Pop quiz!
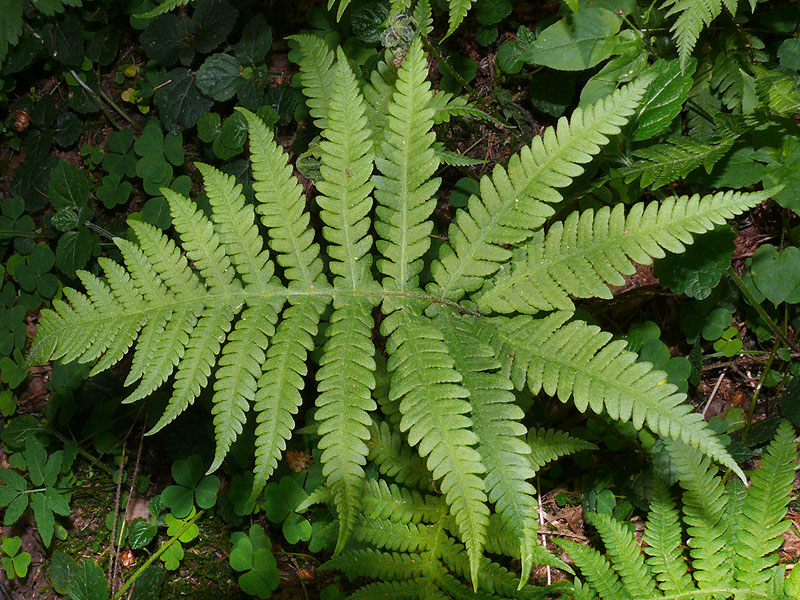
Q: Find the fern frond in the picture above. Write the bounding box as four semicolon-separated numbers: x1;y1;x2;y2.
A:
620;136;735;188
209;305;276;473
643;479;694;595
479;313;746;482
374;38;439;305
438;313;540;587
290;34;336;130
585;512;658;599
317;49;376;293
383;308;489;587
316;299;377;552
328;0;352;20
526;428;596;473
251;300;322;500
666;439;733;592
135;0;191;18
476;190;769;313
429;79;649;303
324;549;435;581
367;419;435;492
237;108;327;291
555;540;632;600
429;91;492;124
446;0;475;37
355;518;439;553
364;55;398;149
734;420;799;591
348;580;444;600
362;478;446;524
661;0;724;69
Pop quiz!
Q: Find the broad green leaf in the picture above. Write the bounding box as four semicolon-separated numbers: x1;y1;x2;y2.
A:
0;0;24;65
25;435;47;486
750;244;800;305
49;159;89;211
154;69;214;130
235;15;272;64
31;492;55;547
525;8;623;71
69;561;110;600
196;53;243;102
632;58;695;141
56;229;94;278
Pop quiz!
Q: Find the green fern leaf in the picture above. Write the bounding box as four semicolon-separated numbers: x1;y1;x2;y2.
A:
643;479;694;595
290;34;336;130
362;478;445;524
317;49;376;293
429;79;649;303
324;548;435;581
374;39;439;306
526;428;596;473
585;512;658;598
251;300;322;500
446;0;475;36
367;420;435;492
661;0;724;69
476;190;770;313
383;308;489;587
134;0;191;18
438;313;540;587
734;420;799;591
556;539;632;600
480;313;747;482
666;439;733;592
316;300;377;552
237;108;327;290
620;135;735;188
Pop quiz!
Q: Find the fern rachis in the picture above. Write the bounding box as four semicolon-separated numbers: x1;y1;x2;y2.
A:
31;36;773;594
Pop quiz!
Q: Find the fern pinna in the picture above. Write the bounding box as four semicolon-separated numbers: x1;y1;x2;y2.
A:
559;420;799;600
31;36;773;594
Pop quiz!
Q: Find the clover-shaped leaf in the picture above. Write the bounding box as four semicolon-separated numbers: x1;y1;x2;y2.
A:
160;541;184;571
229;525;279;599
165;507;199;543
261;475;308;524
161;455;219;518
1;535;31;579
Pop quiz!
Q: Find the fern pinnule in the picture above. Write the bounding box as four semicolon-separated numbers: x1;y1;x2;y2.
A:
429;78;650;304
643;480;694;595
291;34;336;131
362;478;445;524
734;420;799;591
476;189;770;314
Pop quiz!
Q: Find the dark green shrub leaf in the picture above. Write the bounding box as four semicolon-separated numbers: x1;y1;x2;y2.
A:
69;560;110;600
49;159;89;211
525;8;622;71
130;564;165;600
51;208;79;231
140;196;171;229
235;15;272;64
108;129;135;154
778;38;800;70
56;229;93;277
49;551;77;594
192;0;238;54
475;0;512;25
197;112;221;142
154;69;214;130
750;244;800;305
129;517;158;549
0;0;24;65
439;54;477;94
196;53;243;102
632;58;695;141
44;15;83;67
54;112;81;147
350;1;389;45
164;131;184;166
654;226;735;300
140;14;191;67
529;70;575;117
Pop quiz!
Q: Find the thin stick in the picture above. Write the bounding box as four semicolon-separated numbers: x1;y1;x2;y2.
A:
702;365;728;417
537;483;551;585
68;69;141;131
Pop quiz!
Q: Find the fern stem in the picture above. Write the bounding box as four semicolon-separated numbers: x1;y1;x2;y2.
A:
112;509;205;600
728;266;798;352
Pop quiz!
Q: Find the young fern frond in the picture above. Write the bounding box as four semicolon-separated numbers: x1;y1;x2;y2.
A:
555;540;631;600
661;0;738;69
476;190;770;314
